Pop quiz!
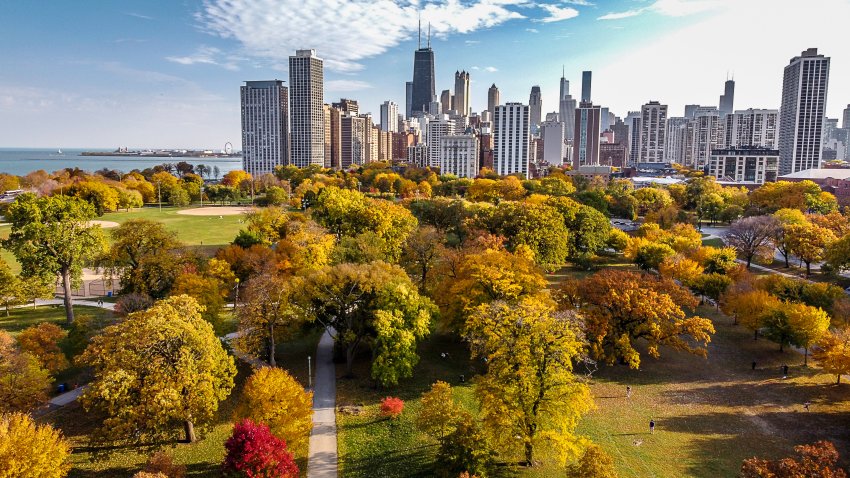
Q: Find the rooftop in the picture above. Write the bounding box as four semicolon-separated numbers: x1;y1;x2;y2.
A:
779;168;850;180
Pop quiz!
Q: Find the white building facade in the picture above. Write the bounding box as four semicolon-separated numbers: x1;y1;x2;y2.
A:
493;103;531;177
779;48;830;175
240;80;289;176
439;135;479;178
288;49;325;168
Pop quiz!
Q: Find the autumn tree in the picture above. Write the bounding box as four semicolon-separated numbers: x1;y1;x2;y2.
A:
813;327;850;383
0;412;70;478
298;261;434;384
772;208;808;267
484;201;570;269
0;331;50;413
785;223;836;275
106;219;184;297
722;290;782;339
762;302;829;354
567;444;618;478
824;234;850;273
568;270;715;368
17;323;69;374
235;367;312;456
222;419;298;478
724;216;779;268
79;295;236;444
465;295;591;467
3;194;105;324
741;440;847;478
400;226;444;291
171;272;226;333
235;274;299;366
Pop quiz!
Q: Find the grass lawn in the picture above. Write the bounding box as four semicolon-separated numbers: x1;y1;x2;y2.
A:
336;260;850;478
0;304;113;336
44;328;322;478
101;206;245;248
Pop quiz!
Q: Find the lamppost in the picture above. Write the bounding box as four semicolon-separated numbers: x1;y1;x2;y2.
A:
307;355;312;390
233;278;240;309
156;180;162;212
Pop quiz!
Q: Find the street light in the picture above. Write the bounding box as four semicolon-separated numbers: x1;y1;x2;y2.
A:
233;278;240;309
307;355;312;390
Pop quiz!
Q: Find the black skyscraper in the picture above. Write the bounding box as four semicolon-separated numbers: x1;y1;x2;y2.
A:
410;23;435;117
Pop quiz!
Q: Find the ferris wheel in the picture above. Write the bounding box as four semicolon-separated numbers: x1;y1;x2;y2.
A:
224;142;233;154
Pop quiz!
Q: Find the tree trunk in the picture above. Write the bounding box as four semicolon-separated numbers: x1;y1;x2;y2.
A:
61;267;75;325
184;420;196;443
524;441;534;467
779;342;784;352
746;256;752;269
754;329;758;341
345;344;355;377
268;323;276;367
783;251;789;268
805;261;811;276
838;375;841;384
804;347;808;366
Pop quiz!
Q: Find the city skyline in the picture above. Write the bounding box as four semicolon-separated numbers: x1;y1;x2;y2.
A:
1;0;849;149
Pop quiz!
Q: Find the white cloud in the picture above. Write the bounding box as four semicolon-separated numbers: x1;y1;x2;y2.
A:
325;80;373;91
465;40;481;45
598;9;644;20
197;0;526;72
125;12;153;20
166;46;239;71
526;28;540;33
564;0;594;5
484;66;499;73
537;4;580;23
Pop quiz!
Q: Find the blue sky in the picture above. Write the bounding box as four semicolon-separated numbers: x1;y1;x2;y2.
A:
1;0;848;149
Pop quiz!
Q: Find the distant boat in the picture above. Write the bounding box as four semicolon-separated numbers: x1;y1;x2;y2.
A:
57;148;63;154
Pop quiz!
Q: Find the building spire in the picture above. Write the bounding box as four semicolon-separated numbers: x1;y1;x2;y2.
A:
562;64;565;78
418;13;421;49
427;22;431;49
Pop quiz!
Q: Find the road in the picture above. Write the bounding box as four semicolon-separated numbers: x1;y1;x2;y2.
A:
307;329;338;478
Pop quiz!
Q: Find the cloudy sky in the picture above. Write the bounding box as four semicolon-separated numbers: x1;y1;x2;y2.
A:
1;0;848;149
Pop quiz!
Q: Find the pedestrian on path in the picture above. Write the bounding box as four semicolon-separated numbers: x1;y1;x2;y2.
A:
626;385;632;398
752;360;757;371
804;401;811;412
782;364;789;379
649;419;655;434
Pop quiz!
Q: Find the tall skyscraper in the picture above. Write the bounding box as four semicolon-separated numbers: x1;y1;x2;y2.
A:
684;104;700;119
440;89;452;114
843;104;850;129
581;71;592;102
541;119;565;165
327;106;342;169
684;107;723;169
724;109;778;149
454;70;470;117
426;117;456;168
487;84;500;115
405;81;413;118
340;115;366;169
638;101;667;164
779;48;830;175
718;79;735;118
493;103;531;176
380;101;399;133
625;111;641;165
332;98;359;115
241;80;289;176
411;26;436;117
665;117;689;165
559;71;569;106
573;101;601;168
288;49;324;168
529;86;542;128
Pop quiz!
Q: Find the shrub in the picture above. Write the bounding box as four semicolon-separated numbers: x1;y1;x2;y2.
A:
222;419;298;478
142;451;185;478
380;396;404;420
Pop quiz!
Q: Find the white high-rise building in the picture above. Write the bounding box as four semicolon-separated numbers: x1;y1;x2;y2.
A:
380;101;399;133
724;109;779;149
241;80;289;176
779;48;830;175
541;119;566;165
684;107;724;169
288;49;324;168
493;103;531;177
625;111;641;165
638;101;667;164
665;117;689;165
426;117;456;168
439;135;479;178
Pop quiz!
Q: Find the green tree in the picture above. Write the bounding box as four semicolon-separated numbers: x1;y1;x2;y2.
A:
634;242;676;271
3;194;105;324
485;201;569;269
298;261;434;384
171;273;226;333
465;295;591;467
0;259;21;316
235;273;299;366
79;295;236;444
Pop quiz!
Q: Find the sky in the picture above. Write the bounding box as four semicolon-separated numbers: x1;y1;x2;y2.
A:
1;0;849;150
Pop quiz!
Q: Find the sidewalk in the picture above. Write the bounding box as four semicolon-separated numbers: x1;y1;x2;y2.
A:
307;329;338;478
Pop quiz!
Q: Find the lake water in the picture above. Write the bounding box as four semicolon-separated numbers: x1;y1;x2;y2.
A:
0;148;243;176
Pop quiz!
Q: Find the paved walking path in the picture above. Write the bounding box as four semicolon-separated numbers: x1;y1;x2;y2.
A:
307;329;338;478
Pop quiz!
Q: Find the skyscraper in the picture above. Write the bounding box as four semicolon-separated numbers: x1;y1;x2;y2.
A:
843;104;850;129
573;101;601;168
426;117;456;168
440;89;452;114
719;79;735;118
559;75;576;142
493;103;531;177
541;119;565;165
529;86;542;128
684;107;723;169
779;48;830;175
559;72;569;106
380;101;399;133
288;49;324;168
487;84;500;115
411;26;436;117
665;117;689;165
625;111;641;165
581;71;592;102
240;80;289;176
405;81;413;118
332;98;359;115
638;101;667;164
454;70;470;117
340;115;366;169
724;109;778;149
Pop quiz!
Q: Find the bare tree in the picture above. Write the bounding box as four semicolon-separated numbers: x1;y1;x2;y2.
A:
724;215;780;268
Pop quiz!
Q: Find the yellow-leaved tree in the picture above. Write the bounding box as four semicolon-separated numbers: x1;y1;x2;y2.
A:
78;295;236;444
235;367;313;457
17;323;69;374
464;294;592;467
813;327;850;383
0;412;70;478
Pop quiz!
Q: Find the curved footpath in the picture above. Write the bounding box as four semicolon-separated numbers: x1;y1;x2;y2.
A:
307;329;338;478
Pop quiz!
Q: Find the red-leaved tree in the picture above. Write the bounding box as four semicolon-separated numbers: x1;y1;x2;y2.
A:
380;397;404;420
741;440;847;478
223;419;298;478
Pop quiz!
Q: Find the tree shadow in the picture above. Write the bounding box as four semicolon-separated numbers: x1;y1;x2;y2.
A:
659;380;850;408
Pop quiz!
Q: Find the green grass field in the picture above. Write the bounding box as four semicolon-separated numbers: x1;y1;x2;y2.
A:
335;260;850;477
0;305;113;336
101;206;245;247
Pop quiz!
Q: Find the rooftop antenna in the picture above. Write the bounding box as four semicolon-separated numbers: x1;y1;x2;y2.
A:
427;22;431;49
562;65;565;78
418;13;421;49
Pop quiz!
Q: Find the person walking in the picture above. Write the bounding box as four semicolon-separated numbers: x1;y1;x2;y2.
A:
649;419;655;434
752;360;757;371
782;364;789;379
626;386;632;398
804;401;811;412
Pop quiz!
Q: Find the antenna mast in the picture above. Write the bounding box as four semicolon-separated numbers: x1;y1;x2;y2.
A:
428;22;431;49
418;13;421;49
